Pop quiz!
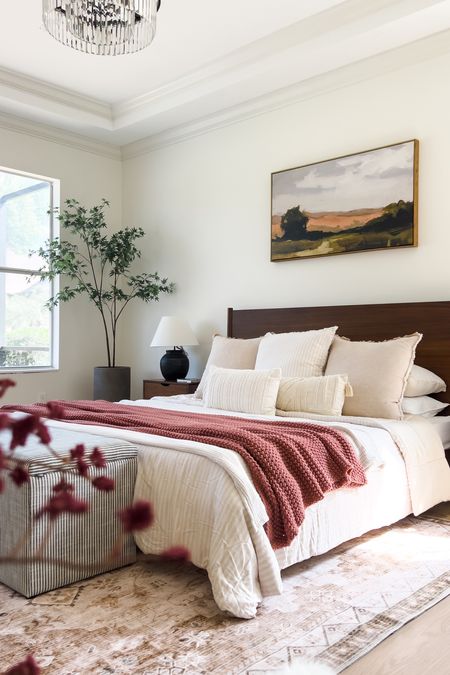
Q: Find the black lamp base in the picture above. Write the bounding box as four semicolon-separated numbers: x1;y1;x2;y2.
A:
160;348;189;381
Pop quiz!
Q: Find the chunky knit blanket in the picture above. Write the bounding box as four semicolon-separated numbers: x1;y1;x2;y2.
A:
4;400;366;549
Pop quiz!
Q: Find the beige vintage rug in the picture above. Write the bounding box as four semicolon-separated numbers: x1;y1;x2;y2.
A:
1;508;449;674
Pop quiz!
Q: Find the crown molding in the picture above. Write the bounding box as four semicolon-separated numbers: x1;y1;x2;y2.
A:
2;25;449;164
115;0;396;118
0;66;112;128
121;27;450;160
0;0;449;162
114;0;437;130
0;111;120;160
0;0;448;150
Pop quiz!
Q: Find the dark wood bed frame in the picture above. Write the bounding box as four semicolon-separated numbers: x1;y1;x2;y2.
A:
227;301;450;409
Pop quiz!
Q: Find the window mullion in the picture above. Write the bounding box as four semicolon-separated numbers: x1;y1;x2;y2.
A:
0;267;41;275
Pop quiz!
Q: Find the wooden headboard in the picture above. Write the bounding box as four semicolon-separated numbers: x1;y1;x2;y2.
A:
227;301;450;407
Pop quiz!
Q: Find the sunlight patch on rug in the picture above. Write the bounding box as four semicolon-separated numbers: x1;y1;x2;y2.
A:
0;508;449;674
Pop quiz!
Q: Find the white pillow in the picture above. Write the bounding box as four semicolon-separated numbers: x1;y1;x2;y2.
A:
196;335;262;399
402;395;449;418
405;365;446;397
325;333;422;419
255;326;337;378
276;374;353;416
203;365;281;416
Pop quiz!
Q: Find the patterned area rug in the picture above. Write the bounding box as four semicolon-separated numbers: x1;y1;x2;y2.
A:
1;508;449;674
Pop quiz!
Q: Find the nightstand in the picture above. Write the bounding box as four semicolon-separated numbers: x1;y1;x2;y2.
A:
143;378;200;399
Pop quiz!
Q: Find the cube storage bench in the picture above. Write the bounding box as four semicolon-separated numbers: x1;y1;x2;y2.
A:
0;427;138;597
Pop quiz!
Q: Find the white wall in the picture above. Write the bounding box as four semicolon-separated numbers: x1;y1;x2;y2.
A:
3;51;450;403
122;51;450;398
0;128;122;404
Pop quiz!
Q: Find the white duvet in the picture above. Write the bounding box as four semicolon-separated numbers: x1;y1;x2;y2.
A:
44;395;450;619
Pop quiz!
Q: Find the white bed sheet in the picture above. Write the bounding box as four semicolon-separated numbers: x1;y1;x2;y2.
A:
42;395;448;619
428;415;450;449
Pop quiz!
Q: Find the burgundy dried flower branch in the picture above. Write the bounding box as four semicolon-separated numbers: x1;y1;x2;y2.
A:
119;499;154;532
0;379;16;398
0;379;190;672
92;475;115;491
36;487;90;521
160;546;191;563
91;446;107;468
4;653;41;675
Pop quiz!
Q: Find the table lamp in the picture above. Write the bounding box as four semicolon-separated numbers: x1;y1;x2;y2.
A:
151;316;199;381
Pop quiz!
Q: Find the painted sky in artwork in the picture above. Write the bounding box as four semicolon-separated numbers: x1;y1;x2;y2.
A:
272;141;415;216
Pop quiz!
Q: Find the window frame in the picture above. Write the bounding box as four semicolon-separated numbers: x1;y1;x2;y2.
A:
0;165;60;374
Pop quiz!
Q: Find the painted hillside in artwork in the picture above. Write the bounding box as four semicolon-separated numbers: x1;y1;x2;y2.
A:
271;140;417;261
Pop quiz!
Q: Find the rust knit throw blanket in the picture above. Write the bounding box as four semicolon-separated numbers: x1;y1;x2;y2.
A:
4;400;366;549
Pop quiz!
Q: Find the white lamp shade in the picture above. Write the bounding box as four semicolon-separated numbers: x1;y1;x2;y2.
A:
151;316;199;348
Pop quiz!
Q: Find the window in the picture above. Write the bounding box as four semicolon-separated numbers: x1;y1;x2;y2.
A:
0;167;59;372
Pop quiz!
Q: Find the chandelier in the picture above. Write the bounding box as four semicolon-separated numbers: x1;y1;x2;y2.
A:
42;1;162;56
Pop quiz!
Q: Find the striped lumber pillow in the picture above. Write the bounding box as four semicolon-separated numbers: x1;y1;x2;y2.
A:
203;365;281;416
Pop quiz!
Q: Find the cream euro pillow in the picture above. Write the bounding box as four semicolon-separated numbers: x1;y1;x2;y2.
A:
196;335;262;399
276;374;353;416
405;365;446;397
325;333;422;419
203;365;281;416
255;326;337;378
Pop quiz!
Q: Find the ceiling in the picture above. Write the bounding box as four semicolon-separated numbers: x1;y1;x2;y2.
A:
1;0;450;151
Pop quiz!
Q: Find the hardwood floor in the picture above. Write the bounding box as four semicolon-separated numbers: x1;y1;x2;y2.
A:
343;595;450;674
344;502;450;675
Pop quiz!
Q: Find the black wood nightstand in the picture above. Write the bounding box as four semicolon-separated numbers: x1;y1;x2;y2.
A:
143;379;200;399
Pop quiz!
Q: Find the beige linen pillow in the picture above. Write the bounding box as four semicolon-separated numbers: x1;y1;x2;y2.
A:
203;365;281;416
276;374;353;417
325;333;422;419
255;326;337;378
196;335;262;399
405;364;446;397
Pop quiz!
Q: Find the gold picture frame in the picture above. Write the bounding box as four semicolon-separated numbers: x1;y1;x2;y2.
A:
271;139;419;262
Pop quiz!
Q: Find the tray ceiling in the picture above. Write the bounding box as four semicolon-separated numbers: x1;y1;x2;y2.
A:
0;0;449;150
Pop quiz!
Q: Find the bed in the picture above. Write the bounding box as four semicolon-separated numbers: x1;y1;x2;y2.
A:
4;301;450;619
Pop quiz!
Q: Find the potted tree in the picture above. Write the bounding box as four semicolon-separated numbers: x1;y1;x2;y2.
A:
35;199;174;401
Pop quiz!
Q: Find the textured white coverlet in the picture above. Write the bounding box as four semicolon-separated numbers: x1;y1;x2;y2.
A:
42;397;450;619
277;408;450;515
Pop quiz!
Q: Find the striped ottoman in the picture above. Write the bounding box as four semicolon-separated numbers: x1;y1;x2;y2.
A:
0;427;138;597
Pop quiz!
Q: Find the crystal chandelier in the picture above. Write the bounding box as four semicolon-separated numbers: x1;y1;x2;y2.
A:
42;1;162;56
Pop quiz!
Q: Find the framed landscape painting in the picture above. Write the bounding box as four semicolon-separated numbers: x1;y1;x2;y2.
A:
271;139;418;261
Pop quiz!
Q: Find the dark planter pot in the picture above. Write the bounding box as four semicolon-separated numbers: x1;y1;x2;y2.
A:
93;367;131;402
